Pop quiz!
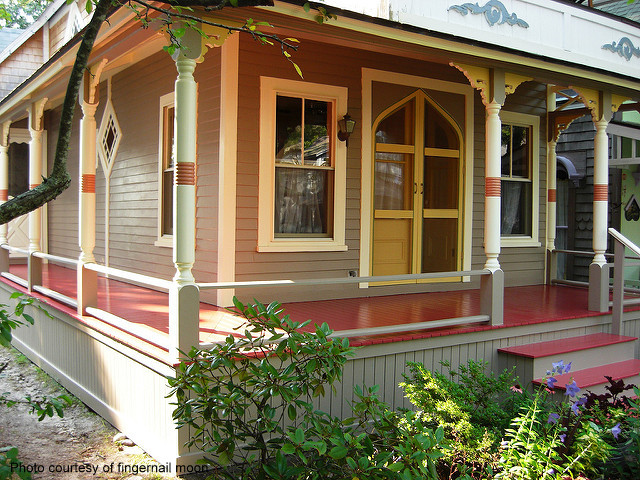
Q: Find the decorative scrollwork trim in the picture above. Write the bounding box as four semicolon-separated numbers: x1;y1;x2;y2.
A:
449;0;529;28
602;37;640;61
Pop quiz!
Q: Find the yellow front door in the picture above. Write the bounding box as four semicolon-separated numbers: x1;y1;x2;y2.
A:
372;90;463;280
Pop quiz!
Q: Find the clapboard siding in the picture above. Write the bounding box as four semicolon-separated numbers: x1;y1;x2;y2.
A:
106;51;175;278
232;36;550;303
47;104;81;260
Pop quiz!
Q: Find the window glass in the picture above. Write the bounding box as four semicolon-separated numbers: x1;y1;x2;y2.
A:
161;104;175;236
374;153;412;210
376;100;414;145
274;94;334;237
621;137;632;159
501;122;533;237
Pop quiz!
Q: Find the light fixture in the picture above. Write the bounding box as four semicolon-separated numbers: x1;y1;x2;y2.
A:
337;114;356;142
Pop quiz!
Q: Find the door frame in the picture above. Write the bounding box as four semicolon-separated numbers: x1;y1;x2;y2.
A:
360;68;474;286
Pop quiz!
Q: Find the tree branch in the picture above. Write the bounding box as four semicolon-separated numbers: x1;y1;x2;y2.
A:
0;0;113;225
131;0;298;52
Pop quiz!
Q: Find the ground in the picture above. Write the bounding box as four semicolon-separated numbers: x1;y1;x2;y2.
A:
0;346;209;480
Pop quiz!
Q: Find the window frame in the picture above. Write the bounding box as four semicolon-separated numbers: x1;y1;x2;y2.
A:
155;92;175;247
499;110;540;247
258;77;348;252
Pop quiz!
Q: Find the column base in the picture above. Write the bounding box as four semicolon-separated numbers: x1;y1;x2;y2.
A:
588;262;610;313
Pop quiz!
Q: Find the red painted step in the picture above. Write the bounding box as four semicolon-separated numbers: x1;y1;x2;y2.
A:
533;359;640;392
498;333;636;358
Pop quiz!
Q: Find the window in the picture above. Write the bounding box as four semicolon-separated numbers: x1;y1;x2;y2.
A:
499;111;539;246
258;78;348;252
157;93;174;244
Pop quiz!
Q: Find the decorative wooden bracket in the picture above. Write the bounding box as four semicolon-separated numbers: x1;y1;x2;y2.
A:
450;63;531;105
0;122;10;148
28;98;48;132
202;19;242;47
548;108;589;142
505;72;533;96
570;86;600;120
83;59;108;105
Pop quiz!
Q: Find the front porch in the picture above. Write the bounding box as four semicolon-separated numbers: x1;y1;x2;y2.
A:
4;262;640;352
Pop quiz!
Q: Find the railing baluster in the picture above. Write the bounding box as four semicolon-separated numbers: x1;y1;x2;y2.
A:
612;237;624;335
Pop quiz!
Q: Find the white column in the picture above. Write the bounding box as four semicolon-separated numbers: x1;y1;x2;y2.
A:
173;55;197;285
169;49;200;363
28;127;43;252
546;139;557;251
79;101;98;263
592;117;609;266
484;100;502;271
0;142;8;245
77;99;98;314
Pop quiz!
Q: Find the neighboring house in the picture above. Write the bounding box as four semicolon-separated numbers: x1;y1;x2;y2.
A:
1;0;640;470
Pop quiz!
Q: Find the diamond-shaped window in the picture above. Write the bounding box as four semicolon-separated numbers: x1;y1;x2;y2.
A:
97;100;121;177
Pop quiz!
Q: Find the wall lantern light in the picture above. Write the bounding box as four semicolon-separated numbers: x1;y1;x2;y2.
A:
337;114;356;142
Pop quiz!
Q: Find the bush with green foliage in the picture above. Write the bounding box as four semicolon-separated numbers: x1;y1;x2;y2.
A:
497;361;616;480
400;359;527;478
169;299;446;480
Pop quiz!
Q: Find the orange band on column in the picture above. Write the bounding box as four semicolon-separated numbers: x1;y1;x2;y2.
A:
29;183;39;190
593;184;608;202
548;189;556;203
0;190;7;201
175;162;196;186
81;174;95;193
485;177;501;197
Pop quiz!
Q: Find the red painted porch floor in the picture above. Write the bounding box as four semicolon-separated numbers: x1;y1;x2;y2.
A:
5;264;640;352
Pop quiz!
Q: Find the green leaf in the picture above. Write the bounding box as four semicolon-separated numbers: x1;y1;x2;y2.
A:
281;443;295;455
294;428;305;444
287;404;297;421
303;2;311;13
329;445;348;459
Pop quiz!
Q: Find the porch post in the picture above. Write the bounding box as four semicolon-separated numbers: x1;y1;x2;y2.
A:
77;65;103;315
27;99;47;291
484;100;502;272
547;139;558;282
588;116;610;311
0;122;10;272
169;29;203;363
0;122;10;246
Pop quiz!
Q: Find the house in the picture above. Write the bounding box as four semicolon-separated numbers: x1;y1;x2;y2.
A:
1;0;640;470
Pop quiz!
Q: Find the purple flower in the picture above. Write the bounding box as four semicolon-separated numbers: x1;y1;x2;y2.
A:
552;360;565;373
547;413;560;424
564;362;572;374
559;433;566;443
576;396;587;406
564;380;580;398
611;423;621;440
547;377;558;389
571;401;581;415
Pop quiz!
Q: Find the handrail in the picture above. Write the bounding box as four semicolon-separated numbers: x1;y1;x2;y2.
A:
609;228;640;335
1;244;29;255
609;228;640;258
553;248;614;258
83;263;173;290
198;269;489;290
32;251;79;267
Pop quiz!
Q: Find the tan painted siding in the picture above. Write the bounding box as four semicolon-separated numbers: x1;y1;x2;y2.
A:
501;81;547;286
0;31;43;100
106;51;175;279
193;47;221;288
234;35;546;303
48;12;68;54
46;104;81;260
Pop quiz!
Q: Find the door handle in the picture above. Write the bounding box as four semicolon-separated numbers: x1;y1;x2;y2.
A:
420;183;424;194
414;183;417;194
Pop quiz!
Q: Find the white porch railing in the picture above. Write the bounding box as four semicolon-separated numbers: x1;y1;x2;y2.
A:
609;228;640;335
0;241;506;360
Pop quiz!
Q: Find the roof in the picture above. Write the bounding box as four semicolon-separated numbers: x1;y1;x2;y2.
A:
0;28;24;55
595;0;640;22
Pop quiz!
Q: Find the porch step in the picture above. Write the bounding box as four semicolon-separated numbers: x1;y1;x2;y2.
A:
532;359;640;396
498;333;637;379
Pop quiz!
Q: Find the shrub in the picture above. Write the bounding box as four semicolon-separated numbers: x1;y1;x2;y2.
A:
169;299;446;480
400;360;527;478
497;361;616;480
